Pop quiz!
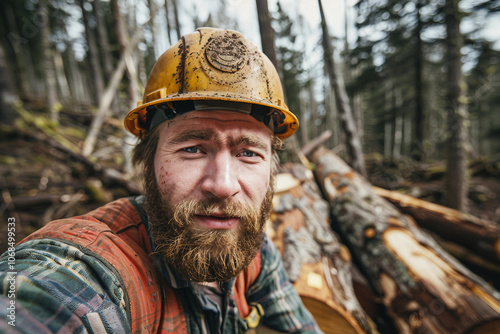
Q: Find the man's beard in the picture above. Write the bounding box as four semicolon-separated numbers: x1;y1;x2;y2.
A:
143;171;274;282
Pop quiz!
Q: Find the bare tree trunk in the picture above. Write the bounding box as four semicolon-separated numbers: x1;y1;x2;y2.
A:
94;0;120;114
40;0;59;121
0;42;19;125
53;51;71;101
2;2;30;98
308;79;318;140
65;42;90;104
164;0;173;45
299;91;308;146
79;0;105;106
318;0;366;176
386;82;395;160
172;0;181;40
94;0;114;80
412;0;425;161
147;0;158;59
255;0;279;69
343;0;363;145
445;0;469;211
112;0;142;173
393;86;403;161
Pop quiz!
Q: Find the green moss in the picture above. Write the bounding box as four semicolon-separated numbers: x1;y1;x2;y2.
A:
0;156;16;165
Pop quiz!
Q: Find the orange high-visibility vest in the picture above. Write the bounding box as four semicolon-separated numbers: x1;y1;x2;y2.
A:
22;198;262;333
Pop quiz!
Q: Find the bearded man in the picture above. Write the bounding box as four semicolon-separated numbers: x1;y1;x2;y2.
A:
0;28;321;333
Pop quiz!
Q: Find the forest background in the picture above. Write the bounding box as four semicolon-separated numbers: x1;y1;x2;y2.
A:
1;0;500;332
2;0;499;221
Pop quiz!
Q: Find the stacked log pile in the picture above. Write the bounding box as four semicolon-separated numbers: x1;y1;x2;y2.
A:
293;146;500;333
269;163;378;334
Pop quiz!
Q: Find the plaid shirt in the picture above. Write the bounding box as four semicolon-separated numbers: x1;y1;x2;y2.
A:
0;197;321;333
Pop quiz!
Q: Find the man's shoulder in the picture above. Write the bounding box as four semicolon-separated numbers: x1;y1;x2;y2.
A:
85;196;145;232
21;196;147;248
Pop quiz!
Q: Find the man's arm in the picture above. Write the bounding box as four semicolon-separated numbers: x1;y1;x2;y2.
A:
247;235;323;333
0;239;129;333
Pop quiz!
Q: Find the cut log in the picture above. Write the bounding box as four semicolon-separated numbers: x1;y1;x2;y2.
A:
309;146;500;334
373;186;500;264
270;163;378;334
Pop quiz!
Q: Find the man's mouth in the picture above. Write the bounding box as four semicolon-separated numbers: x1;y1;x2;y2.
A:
193;213;239;229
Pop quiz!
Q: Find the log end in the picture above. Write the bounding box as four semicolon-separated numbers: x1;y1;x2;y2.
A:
301;296;366;334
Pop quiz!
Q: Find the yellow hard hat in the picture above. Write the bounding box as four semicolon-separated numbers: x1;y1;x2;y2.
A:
124;28;298;140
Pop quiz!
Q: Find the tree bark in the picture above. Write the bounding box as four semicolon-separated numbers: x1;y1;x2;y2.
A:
310;146;500;334
412;0;425;161
444;0;469;211
164;0;173;45
271;163;377;334
342;1;363;146
317;0;366;177
147;0;158;59
53;51;71;101
171;0;181;40
40;0;59;121
94;0;114;80
255;0;279;69
79;0;105;107
65;41;90;104
2;1;30;98
0;41;19;125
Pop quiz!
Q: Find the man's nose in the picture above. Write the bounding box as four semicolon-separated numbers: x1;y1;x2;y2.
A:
201;152;241;199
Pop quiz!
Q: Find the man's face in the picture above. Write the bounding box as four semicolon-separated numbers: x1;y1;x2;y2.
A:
143;109;274;282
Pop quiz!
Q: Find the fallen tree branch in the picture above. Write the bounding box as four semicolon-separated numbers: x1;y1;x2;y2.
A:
300;130;332;158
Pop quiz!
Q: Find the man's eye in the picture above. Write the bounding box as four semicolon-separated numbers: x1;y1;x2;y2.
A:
239;150;257;158
182;147;199;153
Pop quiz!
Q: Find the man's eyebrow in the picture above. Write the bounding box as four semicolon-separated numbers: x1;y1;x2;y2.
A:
168;130;215;145
168;129;269;151
229;136;270;151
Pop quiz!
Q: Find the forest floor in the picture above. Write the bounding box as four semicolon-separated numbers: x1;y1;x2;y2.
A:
1;105;499;255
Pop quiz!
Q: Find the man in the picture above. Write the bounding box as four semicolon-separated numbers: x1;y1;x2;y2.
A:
0;28;321;333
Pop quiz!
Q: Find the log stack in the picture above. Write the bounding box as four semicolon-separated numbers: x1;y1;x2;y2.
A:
270;163;378;334
306;146;500;334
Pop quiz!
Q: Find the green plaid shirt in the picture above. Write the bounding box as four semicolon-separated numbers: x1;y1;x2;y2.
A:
0;197;321;333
